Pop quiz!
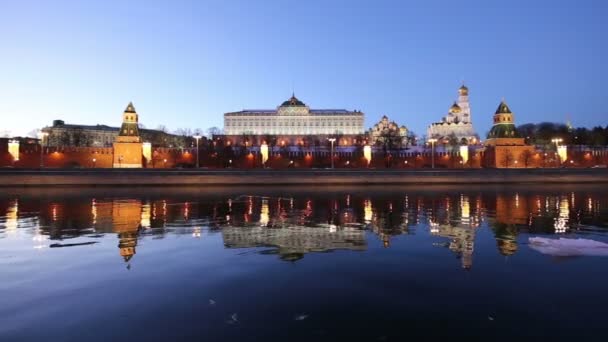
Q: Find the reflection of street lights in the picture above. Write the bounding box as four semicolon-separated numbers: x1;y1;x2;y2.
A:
428;138;437;169
328;138;336;168
37;132;48;168
193;135;201;168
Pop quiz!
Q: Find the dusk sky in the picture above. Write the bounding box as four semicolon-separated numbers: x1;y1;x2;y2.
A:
1;0;607;137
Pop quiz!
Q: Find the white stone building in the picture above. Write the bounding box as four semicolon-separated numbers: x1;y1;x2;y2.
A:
427;85;478;144
223;94;365;136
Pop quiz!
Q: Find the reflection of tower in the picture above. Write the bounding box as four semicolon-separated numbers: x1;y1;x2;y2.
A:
5;199;18;234
432;224;477;269
554;197;569;234
259;199;269;227
112;200;142;263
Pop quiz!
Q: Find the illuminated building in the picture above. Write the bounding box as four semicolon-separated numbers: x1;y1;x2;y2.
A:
113;103;143;168
484;100;536;168
40;120;183;148
427;85;478;144
368;115;409;148
223;94;364;136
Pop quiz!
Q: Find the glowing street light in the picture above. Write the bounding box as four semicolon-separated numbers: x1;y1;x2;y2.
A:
552;138;565;165
551;138;563;147
193;135;201;168
328;138;336;169
37;131;48;168
428;138;438;169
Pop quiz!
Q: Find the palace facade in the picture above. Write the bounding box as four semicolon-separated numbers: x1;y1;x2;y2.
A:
41;119;185;148
427;85;478;144
224;94;365;136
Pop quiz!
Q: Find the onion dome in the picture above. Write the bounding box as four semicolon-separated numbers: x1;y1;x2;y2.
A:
459;84;469;96
449;102;462;114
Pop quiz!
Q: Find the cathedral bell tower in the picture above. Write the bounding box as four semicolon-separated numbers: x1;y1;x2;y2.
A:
113;102;143;168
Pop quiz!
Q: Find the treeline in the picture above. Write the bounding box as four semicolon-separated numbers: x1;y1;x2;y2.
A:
516;122;608;146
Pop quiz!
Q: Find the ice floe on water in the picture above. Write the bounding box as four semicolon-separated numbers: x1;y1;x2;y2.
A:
528;237;608;257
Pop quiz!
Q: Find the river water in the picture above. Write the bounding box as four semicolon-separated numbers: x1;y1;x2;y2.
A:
1;185;607;341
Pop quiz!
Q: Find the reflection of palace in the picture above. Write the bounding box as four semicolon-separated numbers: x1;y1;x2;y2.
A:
222;226;366;262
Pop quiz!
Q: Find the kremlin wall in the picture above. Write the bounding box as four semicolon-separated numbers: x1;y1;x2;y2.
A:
1;85;608;171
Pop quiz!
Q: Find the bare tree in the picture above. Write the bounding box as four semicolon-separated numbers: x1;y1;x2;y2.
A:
156;125;168;133
174;128;193;137
27;128;41;138
207;127;221;138
502;150;514;168
521;149;534;168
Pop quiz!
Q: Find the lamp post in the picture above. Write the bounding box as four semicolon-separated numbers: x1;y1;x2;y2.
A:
193;135;201;168
428;138;437;169
92;158;96;168
328;138;336;169
37;132;48;168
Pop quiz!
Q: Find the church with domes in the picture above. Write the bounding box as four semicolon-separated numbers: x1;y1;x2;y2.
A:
427;85;479;145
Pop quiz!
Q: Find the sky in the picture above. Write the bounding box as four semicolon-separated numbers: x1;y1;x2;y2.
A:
1;0;607;138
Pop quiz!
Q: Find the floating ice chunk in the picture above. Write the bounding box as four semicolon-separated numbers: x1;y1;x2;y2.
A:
294;314;308;321
225;313;238;324
529;237;608;257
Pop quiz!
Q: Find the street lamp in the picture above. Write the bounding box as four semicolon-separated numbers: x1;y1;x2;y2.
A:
92;158;96;168
328;138;336;169
428;138;437;169
193;135;201;168
37;131;48;168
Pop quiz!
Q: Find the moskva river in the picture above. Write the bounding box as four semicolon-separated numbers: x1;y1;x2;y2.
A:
1;185;607;340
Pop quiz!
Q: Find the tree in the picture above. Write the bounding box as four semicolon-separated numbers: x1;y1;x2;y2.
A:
521;149;534;168
27;129;41;138
207;127;221;138
502;150;514;168
446;133;459;152
156;125;168;133
174;128;192;137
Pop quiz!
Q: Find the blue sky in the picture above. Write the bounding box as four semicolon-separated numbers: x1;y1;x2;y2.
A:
1;0;607;137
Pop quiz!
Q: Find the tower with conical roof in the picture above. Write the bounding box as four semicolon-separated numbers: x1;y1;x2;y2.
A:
487;100;519;139
113;102;143;168
483;99;535;168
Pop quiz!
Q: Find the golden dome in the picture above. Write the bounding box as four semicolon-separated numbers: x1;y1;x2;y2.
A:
459;84;469;96
449;102;462;114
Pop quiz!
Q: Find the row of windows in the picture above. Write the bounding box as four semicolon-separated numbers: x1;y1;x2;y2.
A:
228;121;361;127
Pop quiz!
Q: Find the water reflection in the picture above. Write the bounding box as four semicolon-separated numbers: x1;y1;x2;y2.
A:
1;187;607;269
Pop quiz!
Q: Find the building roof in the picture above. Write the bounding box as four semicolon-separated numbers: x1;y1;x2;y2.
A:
495;101;512;114
224;109;360;116
488;124;519;138
280;94;306;107
125;102;136;113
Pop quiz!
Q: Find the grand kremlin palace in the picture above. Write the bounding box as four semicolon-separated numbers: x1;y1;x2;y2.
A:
223;94;365;141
